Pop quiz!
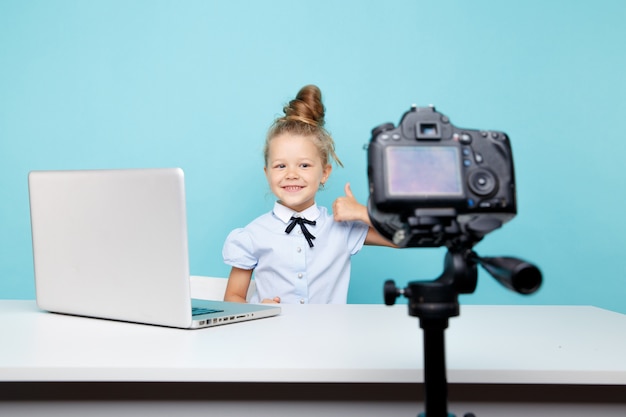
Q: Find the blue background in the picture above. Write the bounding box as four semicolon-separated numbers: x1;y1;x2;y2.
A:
2;0;625;313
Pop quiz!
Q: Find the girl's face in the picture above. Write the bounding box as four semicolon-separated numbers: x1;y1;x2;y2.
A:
264;133;331;212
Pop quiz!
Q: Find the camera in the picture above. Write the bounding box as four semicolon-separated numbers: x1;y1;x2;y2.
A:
368;105;517;248
371;106;541;417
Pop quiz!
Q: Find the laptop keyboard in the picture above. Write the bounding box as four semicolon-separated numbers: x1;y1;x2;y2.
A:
192;307;224;316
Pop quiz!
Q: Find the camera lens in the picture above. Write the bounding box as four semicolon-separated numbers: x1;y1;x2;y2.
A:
468;169;498;196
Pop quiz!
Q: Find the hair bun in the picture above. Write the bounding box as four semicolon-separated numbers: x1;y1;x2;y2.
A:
283;85;325;127
265;84;343;168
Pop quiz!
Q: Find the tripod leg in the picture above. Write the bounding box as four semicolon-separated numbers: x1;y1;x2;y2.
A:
421;318;453;417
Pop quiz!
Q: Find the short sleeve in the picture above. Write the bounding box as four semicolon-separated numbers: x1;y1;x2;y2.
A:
345;221;369;256
222;228;258;270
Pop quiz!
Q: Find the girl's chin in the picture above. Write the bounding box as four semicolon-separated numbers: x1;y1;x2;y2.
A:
278;199;315;212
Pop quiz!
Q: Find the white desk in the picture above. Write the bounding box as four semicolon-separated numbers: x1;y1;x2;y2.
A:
1;301;626;416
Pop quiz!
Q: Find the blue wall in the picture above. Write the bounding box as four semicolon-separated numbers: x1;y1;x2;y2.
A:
2;0;625;312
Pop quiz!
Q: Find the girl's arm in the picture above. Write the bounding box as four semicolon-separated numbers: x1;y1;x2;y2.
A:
224;267;252;303
332;183;397;248
364;226;397;247
224;266;281;304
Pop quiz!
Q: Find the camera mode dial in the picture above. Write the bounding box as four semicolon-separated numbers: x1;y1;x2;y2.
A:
371;123;395;139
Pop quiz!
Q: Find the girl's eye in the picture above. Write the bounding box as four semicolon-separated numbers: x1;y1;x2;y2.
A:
300;163;310;168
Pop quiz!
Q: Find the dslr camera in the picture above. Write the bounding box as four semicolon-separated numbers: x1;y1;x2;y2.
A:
368;105;516;248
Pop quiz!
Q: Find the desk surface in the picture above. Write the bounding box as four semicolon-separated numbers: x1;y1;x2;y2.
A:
1;301;625;385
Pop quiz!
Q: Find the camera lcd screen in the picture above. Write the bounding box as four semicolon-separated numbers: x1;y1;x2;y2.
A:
385;146;463;197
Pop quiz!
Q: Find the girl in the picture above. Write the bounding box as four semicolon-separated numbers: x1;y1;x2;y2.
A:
222;85;393;304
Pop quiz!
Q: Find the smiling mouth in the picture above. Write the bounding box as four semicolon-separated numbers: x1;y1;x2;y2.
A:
283;186;304;192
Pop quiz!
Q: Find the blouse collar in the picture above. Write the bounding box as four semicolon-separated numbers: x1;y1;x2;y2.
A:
273;201;321;225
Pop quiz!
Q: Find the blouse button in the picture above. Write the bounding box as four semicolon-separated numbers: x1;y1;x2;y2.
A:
298;273;303;279
296;247;302;253
300;299;305;304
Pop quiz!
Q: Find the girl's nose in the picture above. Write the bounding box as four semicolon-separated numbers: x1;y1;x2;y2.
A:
286;168;299;179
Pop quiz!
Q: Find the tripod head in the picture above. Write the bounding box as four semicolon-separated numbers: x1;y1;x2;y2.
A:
384;246;542;311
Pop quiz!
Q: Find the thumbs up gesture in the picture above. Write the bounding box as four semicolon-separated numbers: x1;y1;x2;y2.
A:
332;183;369;223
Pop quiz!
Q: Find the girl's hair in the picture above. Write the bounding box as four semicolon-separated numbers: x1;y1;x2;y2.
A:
264;85;343;168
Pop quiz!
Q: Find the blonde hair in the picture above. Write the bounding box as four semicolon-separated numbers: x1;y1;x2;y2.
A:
264;85;343;168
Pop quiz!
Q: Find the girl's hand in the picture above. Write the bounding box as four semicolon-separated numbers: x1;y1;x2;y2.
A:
332;183;369;223
261;297;281;304
333;182;398;248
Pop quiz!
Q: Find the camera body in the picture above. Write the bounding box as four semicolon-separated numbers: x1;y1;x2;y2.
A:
368;105;517;248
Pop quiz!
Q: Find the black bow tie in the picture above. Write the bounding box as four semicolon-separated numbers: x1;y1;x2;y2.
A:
285;216;316;248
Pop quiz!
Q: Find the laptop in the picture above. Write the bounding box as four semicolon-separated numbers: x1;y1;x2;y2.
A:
28;167;280;329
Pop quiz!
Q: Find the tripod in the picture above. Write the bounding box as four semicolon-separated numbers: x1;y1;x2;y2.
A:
384;246;542;417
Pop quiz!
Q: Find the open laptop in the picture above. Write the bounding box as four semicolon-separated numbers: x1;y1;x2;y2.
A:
28;168;280;329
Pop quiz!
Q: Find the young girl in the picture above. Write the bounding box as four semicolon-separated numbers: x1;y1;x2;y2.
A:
222;85;393;304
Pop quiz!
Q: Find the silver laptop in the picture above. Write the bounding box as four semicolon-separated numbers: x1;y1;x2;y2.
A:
28;168;280;329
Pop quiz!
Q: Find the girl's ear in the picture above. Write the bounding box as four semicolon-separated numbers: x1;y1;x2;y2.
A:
322;164;332;184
